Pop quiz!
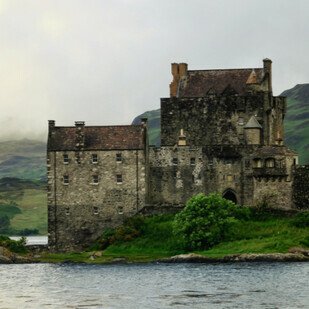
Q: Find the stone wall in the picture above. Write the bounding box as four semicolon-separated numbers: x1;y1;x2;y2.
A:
292;165;309;209
48;149;146;251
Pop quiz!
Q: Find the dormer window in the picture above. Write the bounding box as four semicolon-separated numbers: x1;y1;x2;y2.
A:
92;154;98;164
63;154;69;164
116;153;122;162
253;158;262;168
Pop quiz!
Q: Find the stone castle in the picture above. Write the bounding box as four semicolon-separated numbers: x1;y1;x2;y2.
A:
47;59;308;251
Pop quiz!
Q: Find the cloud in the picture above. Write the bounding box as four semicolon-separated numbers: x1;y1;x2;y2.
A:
0;0;309;141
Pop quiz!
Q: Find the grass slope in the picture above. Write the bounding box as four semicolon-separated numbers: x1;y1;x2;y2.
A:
281;84;309;164
40;212;309;263
0;178;47;235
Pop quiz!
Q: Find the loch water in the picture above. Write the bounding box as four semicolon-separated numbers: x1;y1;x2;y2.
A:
0;262;308;308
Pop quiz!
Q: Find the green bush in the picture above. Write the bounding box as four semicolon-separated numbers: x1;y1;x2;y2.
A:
291;211;309;228
0;235;27;253
173;193;244;250
95;216;146;250
0;215;10;233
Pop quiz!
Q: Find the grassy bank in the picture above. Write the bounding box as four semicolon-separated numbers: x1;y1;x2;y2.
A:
39;211;309;263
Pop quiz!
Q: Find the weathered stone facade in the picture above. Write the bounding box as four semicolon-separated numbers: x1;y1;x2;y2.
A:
48;59;308;251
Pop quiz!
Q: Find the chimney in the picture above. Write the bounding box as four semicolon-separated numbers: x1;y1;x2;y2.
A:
178;63;188;77
169;63;188;97
263;58;272;92
48;120;55;129
75;121;85;150
178;129;187;146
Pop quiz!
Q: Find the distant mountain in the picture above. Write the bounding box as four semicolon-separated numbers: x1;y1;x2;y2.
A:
132;109;160;146
133;84;309;164
0;139;46;180
281;84;309;164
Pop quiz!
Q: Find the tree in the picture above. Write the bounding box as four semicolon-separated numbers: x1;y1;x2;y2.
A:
173;193;241;250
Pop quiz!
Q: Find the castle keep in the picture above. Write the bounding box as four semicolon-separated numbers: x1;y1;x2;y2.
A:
48;59;303;251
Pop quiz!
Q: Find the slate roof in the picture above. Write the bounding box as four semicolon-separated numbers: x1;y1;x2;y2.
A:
254;146;298;157
177;68;264;97
48;125;145;151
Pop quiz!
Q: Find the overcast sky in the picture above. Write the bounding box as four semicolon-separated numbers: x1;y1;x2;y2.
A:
0;0;308;141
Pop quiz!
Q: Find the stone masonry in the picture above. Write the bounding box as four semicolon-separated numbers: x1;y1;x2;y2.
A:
47;59;308;251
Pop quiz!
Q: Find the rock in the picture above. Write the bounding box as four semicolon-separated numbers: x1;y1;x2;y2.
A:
0;254;13;264
93;251;102;257
111;258;127;263
288;247;309;256
157;252;309;263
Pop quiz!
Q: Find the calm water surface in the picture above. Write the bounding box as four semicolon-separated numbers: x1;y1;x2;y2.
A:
0;262;308;308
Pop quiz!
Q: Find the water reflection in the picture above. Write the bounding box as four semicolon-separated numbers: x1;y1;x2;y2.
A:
0;263;308;308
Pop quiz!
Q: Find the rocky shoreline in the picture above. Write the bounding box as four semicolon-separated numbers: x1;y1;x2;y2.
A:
157;250;309;263
1;246;309;264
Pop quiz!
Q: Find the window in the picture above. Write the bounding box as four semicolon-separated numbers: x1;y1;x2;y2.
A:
92;175;99;184
190;157;196;166
116;174;122;184
118;206;124;215
265;158;275;168
116;153;122;162
253;158;262;168
172;158;178;165
173;170;177;178
238;117;244;125
92;154;98;164
63;175;69;185
65;207;70;215
93;207;99;215
63;154;69;164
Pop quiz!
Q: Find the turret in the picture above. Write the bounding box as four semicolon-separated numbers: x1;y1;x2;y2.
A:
244;116;262;145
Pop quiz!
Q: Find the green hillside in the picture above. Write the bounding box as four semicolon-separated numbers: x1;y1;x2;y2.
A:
132;109;160;146
281;84;309;164
0;139;46;180
133;85;309;164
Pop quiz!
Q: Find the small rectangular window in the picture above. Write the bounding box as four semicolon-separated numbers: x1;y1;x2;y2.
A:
173;170;177;178
190;158;196;166
93;207;99;215
172;158;178;165
92;154;98;164
63;175;69;185
63;154;69;164
118;206;124;215
65;207;70;215
92;175;99;184
116;174;122;183
238;117;244;125
116;153;122;162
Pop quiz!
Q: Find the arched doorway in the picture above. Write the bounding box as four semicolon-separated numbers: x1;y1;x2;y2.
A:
222;189;237;204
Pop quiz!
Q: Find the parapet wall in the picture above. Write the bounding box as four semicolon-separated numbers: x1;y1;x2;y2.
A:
292;165;309;209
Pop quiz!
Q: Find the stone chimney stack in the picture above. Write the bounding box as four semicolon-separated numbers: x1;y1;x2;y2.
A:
75;121;85;150
170;62;188;97
48;120;55;137
263;58;272;92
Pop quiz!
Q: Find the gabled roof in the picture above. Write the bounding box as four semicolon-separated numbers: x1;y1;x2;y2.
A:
244;116;262;129
177;68;264;97
48;125;145;151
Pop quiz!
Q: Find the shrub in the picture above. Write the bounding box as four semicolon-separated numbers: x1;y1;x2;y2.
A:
0;235;27;253
95;216;146;250
173;193;243;250
291;211;309;228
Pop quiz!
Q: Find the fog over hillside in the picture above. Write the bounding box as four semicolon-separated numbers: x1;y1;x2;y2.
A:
1;0;309;141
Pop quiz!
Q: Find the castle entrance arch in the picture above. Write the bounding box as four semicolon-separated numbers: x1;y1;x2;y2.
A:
222;189;237;204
